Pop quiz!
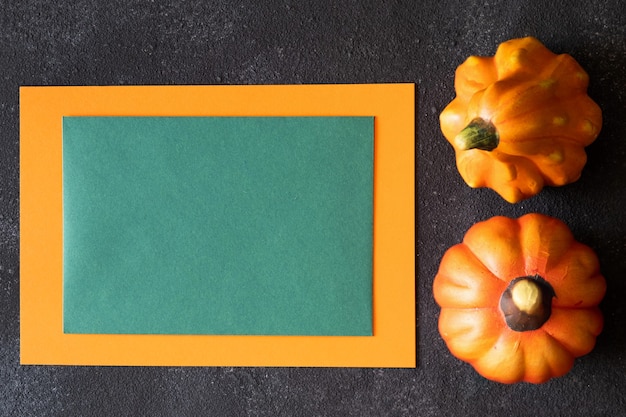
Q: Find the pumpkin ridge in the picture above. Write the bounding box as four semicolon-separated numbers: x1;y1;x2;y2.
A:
471;329;525;383
543;254;605;306
541;307;603;356
461;245;519;284
557;307;603;330
549;304;602;311
543;54;590;95
492;102;601;144
542;54;577;78
454;235;521;284
483;325;524;366
487;79;562;122
495;134;597;146
519;214;573;274
494;153;544;187
489;99;577;129
539;331;591;361
523;330;574;383
437;242;506;289
541;55;568;78
539;328;571;352
439;308;505;361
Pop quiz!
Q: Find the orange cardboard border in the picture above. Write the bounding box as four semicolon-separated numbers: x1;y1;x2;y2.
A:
20;84;415;367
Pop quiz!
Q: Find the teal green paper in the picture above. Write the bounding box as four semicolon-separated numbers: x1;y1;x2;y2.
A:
62;116;374;336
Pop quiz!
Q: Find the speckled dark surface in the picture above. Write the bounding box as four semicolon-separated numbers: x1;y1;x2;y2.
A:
2;1;626;416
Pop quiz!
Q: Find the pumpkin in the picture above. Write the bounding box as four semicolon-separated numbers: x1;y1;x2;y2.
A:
433;213;605;384
439;37;602;203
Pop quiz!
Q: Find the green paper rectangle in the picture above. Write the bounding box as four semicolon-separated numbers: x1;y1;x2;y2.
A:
62;116;374;336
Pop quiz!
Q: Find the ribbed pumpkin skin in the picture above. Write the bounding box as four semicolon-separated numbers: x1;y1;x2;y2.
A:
440;37;602;203
433;214;606;384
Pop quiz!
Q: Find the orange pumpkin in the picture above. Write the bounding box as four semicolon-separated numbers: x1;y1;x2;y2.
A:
440;37;602;203
433;213;605;384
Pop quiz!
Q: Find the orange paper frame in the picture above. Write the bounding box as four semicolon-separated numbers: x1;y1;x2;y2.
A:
20;84;415;367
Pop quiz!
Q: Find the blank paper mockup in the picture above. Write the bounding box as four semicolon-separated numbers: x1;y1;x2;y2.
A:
62;116;374;336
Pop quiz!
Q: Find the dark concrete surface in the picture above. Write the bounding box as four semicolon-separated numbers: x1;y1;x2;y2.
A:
1;1;625;415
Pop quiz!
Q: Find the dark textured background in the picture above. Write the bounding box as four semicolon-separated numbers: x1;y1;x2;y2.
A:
2;1;626;416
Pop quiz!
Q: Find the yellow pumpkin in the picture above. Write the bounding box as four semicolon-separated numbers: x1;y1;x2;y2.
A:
440;37;602;203
433;213;606;384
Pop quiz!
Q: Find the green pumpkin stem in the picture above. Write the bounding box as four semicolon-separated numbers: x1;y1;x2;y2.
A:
454;117;499;151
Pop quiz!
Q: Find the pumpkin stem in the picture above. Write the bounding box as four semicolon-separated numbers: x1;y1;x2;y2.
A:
511;279;542;315
500;275;555;332
454;117;499;151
